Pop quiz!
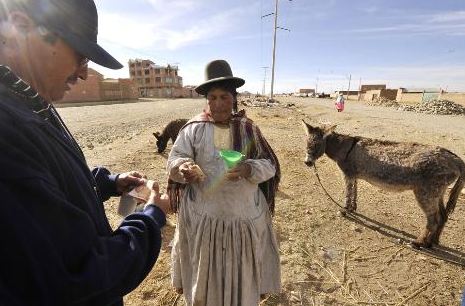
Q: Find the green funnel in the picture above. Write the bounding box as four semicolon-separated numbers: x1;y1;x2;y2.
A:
219;149;244;169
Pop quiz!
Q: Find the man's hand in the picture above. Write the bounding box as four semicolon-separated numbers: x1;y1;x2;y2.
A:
225;162;252;181
146;182;171;215
116;171;146;194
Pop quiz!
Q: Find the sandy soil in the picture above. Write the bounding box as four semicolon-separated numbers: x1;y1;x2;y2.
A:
59;97;465;306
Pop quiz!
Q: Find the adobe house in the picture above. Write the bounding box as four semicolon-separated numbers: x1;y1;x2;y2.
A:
396;88;440;104
332;90;359;100
295;88;316;97
60;68;139;103
359;84;394;102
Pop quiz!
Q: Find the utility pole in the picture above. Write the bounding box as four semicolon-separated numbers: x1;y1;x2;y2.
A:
346;74;351;100
270;0;279;101
315;76;319;96
261;66;269;96
357;77;362;101
266;0;291;101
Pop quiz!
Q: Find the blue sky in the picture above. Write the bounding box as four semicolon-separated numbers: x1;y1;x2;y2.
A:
92;0;465;94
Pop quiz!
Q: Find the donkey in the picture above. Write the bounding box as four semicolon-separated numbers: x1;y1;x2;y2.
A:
302;120;465;248
153;119;188;153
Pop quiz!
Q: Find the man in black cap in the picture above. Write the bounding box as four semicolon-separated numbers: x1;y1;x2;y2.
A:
0;0;169;305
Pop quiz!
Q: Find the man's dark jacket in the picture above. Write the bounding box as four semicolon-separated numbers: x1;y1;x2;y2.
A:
0;83;166;306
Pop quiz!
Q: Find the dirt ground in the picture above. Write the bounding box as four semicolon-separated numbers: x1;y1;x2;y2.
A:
59;97;465;306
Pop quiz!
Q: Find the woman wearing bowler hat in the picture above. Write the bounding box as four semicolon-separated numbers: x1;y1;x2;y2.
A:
167;60;281;305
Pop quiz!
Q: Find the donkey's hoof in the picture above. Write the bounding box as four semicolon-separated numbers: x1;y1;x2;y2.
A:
346;206;356;213
411;238;432;249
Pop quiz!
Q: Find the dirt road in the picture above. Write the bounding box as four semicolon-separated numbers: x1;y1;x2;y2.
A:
59;97;465;305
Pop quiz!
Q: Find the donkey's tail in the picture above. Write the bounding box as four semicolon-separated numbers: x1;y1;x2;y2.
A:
446;158;465;215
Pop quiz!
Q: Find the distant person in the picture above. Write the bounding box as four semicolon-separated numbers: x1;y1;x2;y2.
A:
335;93;345;112
167;59;281;305
0;0;170;305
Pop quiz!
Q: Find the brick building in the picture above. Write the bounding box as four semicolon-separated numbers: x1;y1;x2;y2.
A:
129;59;190;98
60;68;139;103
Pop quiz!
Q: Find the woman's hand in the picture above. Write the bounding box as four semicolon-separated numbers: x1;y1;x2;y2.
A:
225;162;252;181
179;162;205;183
116;171;146;194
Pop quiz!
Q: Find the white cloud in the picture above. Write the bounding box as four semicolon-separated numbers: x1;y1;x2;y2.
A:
429;11;465;23
350;10;465;37
350;23;465;36
99;13;160;49
98;4;257;51
146;0;197;10
359;6;378;14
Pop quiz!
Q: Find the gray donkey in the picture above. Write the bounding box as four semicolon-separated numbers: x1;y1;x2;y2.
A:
153;119;188;153
302;120;465;248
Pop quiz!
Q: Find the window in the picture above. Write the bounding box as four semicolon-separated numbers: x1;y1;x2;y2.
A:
155;77;161;83
144;69;150;75
155;69;160;74
165;77;173;83
145;78;151;84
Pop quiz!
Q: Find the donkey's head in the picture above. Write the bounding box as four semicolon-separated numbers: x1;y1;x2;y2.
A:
153;132;168;153
301;120;336;167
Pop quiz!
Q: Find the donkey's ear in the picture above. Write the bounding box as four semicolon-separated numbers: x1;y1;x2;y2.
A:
323;125;337;137
153;132;160;139
301;119;312;135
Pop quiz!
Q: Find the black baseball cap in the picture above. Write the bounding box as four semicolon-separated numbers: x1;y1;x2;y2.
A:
7;0;123;69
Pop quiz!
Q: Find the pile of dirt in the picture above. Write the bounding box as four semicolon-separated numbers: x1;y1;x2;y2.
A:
367;97;400;107
398;99;465;116
366;97;465;116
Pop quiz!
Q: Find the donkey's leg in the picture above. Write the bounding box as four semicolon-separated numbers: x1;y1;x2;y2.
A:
431;188;448;245
413;188;441;248
344;176;356;211
351;179;358;211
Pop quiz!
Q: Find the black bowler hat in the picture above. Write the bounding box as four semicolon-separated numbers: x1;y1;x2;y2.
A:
20;0;123;69
195;60;245;95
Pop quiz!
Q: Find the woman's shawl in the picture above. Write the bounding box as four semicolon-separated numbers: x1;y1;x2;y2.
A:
167;110;280;215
